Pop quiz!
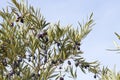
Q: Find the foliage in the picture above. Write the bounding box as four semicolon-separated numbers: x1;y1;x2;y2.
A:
98;33;120;80
107;32;120;52
0;0;99;80
99;67;120;80
113;32;120;52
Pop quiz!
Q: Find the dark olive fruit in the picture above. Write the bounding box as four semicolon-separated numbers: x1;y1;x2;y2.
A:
33;56;36;60
45;37;49;42
16;16;21;22
16;19;19;22
51;60;57;64
18;57;22;63
57;42;61;47
6;74;9;78
84;66;87;69
28;54;32;57
75;62;79;67
68;60;71;65
9;70;15;76
77;47;80;50
28;58;31;62
38;32;47;39
86;64;90;68
94;74;97;78
59;66;62;69
77;43;81;45
84;64;90;69
38;34;43;38
44;57;47;63
20;18;24;23
60;77;64;80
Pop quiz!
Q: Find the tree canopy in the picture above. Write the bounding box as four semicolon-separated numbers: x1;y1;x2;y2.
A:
0;0;119;80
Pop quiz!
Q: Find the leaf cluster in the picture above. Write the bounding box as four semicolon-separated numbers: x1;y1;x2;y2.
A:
100;67;120;80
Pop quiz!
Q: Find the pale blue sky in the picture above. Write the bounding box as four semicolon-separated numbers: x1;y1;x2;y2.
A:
0;0;120;80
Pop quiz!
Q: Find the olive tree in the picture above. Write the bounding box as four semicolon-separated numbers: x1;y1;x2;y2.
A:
0;0;99;80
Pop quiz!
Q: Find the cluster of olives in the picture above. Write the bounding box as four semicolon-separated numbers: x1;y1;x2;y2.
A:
16;16;24;23
1;57;22;78
38;32;48;43
27;54;35;62
67;60;80;67
10;14;24;27
73;41;81;50
81;63;90;69
67;60;90;69
51;59;63;65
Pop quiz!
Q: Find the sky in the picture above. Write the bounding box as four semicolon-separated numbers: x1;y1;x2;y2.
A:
0;0;120;80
